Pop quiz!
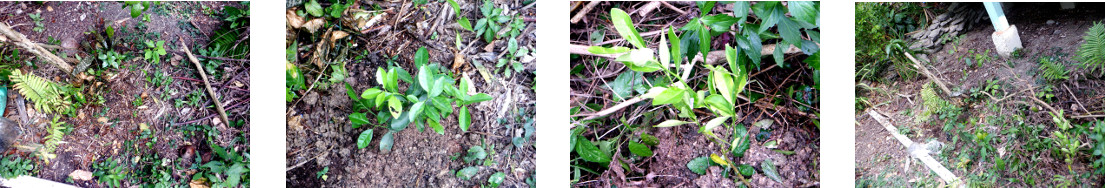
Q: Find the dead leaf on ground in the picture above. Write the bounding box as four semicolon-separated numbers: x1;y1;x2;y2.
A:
452;50;466;73
68;170;93;181
287;9;304;28
303;18;325;34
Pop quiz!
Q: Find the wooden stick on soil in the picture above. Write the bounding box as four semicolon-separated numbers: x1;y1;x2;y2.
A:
903;52;954;97
866;110;964;187
0;23;73;74
178;37;230;126
569;43;807;65
570;1;601;24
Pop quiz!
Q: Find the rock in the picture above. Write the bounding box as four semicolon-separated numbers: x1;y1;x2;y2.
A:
69;170;93;181
1054;30;1062;35
1047;20;1056;25
927;29;942;39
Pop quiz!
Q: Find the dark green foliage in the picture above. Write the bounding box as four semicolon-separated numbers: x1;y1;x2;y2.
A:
0;155;34;179
1038;56;1069;81
855;3;925;82
1079;22;1105;76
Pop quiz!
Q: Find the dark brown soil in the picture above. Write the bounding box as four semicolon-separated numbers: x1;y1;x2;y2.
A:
0;2;249;187
856;2;1105;187
285;1;537;187
568;1;820;187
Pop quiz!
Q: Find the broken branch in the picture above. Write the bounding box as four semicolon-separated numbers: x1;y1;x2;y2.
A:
0;23;73;74
178;37;231;127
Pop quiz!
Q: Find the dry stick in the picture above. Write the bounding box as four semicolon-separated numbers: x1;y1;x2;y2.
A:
0;23;73;74
903;52;954;96
570;1;601;24
178;37;230;127
166;49;249;62
659;1;688;15
866;110;964;187
1062;84;1091;115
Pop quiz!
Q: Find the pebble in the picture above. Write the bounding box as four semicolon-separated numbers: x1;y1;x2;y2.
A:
1047;20;1056;25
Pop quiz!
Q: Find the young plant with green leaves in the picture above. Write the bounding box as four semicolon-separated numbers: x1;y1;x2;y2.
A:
122;1;151;18
143;40;166;64
474;0;512;43
350;47;493;152
575;3;819;185
446;0;473;31
28;12;44;33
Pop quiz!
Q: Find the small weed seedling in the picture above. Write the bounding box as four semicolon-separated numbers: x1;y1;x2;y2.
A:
28;12;44;33
143;40;166;64
0;155;34;179
122;1;151;18
474;0;511;43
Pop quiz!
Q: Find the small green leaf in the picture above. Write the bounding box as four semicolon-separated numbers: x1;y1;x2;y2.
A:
357;129;373;149
430;77;446;97
628;142;653;157
508;38;519;57
697;23;710;60
752;1;784;33
388;97;403;118
667;28;683;66
488;172;506;188
415;47;430;67
687;156;715;175
575;136;611;163
380;131;395;152
361;88;382;101
655;119;692;127
659;31;670;69
456;166;478;180
738;164;755;177
350;113;369;129
428;119;444;134
731;125;751;157
446;0;463;17
777;17;803;50
459;106;471;132
700;116;729;133
459;17;473;31
305;0;323;17
641;133;660;146
787;1;818;27
762;159;782;183
651;87;684;105
700;14;739;32
418;65;432;92
409;101;425;123
610;8;646;49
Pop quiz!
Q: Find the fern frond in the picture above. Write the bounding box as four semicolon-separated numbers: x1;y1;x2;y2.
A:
919;82;948;122
1079;22;1105;76
9;70;70;115
1039;57;1070;81
38;116;65;164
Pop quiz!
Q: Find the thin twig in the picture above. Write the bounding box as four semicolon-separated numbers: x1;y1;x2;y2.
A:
179;37;230;126
571;1;601;24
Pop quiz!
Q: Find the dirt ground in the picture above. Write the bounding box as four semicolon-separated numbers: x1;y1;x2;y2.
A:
856;2;1105;187
0;1;250;187
285;1;537;187
569;1;820;187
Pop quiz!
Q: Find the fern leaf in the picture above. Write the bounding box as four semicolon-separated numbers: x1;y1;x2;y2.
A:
9;70;70;115
1079;22;1105;76
1039;57;1070;81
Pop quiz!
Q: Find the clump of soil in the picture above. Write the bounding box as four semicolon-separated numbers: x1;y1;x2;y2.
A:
285;1;537;187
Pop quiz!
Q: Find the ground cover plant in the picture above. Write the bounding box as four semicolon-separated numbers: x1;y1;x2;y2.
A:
285;0;537;186
569;1;820;187
0;2;250;187
856;2;1105;187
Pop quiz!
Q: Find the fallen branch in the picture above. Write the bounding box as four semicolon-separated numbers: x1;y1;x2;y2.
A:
0;23;73;74
903;52;954;97
178;37;230;127
166;49;250;62
571;1;601;24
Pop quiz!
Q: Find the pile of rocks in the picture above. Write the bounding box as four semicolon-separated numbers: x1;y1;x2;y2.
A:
909;3;988;53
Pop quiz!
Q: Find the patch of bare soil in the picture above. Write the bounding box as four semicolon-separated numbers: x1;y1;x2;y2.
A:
857;2;1105;187
285;1;537;187
569;1;820;187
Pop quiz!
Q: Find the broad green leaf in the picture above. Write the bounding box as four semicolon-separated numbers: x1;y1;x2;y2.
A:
777;17;803;49
659;32;670;69
696;1;715;17
361;88;382;101
415;47;429;67
652;87;685;105
375;67;386;86
774;41;786;67
738;164;755;177
508;38;519;57
732;125;750;157
456;166;478;180
641;133;660;146
409;101;425;122
641;86;667;99
732;1;750;24
737;29;763;68
459;106;471;132
655;119;693;127
609;8;646;49
575;136;611;163
700;116;729;134
808;30;820;43
375;93;389;109
286;62;307;90
705;94;735;117
788;1;818;27
700;14;739;32
388;97;403;118
805;52;820;90
357;129;373;149
762;159;782;183
459;17;473;31
417;65;432;92
305;0;323;17
389;111;411;131
686;156;715;175
628;141;653;157
586;46;632;54
603;71;642;101
697;23;711;60
350;113;369;129
752;1;784;33
428;119;444;134
446;0;463;17
667;28;683;66
711;63;735;104
380;131;395;152
488;172;506;188
387;68;399;92
430;77;446;97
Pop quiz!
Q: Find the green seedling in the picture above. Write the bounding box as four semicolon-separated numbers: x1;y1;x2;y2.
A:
28;12;44;33
122;1;151;18
474;0;510;43
143;40;166;64
446;0;472;31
